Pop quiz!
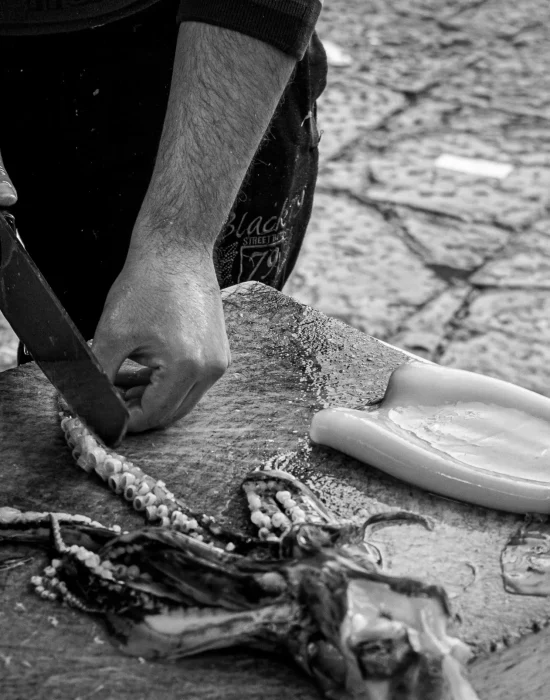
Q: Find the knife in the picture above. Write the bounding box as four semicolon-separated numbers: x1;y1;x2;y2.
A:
0;210;128;446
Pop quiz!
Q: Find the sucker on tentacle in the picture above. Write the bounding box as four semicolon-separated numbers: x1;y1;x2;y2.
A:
0;406;480;700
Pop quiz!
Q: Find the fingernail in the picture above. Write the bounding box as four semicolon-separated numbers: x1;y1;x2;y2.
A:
0;182;17;206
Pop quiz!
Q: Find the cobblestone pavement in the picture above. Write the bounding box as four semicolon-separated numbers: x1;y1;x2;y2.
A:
285;0;550;397
2;0;550;400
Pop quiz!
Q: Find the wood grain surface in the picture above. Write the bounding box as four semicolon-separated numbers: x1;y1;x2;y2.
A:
0;282;549;699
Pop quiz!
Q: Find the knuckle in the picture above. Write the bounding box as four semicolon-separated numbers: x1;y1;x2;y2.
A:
210;359;228;380
209;348;231;378
179;346;230;378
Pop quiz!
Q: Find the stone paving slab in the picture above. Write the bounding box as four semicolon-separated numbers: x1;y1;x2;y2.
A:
473;224;550;288
450;111;550;159
364;35;480;96
386;0;478;17
437;0;548;32
316;147;370;193
457;289;550;341
389;284;471;358
438;287;550;391
439;330;550;398
319;112;550;224
381;95;550;163
284;192;444;338
321;3;481;93
435;51;550;117
397;209;510;271
315;0;380;53
359;132;550;228
431;1;550;114
317;76;405;159
385;99;469;141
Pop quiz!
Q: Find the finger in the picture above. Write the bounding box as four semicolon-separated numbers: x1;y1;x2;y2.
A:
115;366;153;389
124;385;147;401
126;365;196;433
127;379;209;433
125;352;225;433
0;152;17;207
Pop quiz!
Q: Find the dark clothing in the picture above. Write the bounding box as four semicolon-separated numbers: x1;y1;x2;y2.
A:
0;1;160;35
0;0;322;59
0;0;327;342
177;0;322;60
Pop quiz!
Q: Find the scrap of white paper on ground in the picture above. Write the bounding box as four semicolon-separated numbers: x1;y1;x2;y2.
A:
435;154;514;179
322;40;353;67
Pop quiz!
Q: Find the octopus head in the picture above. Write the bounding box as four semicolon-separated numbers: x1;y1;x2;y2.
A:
288;553;477;700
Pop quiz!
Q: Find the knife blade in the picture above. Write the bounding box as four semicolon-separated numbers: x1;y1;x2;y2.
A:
0;210;128;446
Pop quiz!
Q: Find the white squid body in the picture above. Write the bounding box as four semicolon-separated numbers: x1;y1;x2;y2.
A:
310;361;550;514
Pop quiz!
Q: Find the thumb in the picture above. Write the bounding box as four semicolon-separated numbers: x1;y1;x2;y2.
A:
0;153;17;207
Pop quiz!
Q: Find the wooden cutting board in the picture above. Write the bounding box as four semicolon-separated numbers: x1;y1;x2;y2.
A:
1;281;549;700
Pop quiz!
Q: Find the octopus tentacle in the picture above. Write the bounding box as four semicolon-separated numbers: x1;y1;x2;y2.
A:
58;406;272;556
242;468;436;567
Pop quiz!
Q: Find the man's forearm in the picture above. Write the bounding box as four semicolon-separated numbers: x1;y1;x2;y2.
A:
130;21;295;260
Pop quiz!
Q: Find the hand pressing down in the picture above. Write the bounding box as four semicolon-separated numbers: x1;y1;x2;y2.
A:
92;250;231;433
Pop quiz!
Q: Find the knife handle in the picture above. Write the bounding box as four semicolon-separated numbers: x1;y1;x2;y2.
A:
0;211;32;361
0;209;16;231
0;209;27;256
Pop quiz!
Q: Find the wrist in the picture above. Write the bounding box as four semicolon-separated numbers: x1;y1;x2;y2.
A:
128;208;216;264
126;219;215;277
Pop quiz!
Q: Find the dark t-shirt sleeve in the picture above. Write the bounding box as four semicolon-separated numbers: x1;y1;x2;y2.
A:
176;0;322;60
